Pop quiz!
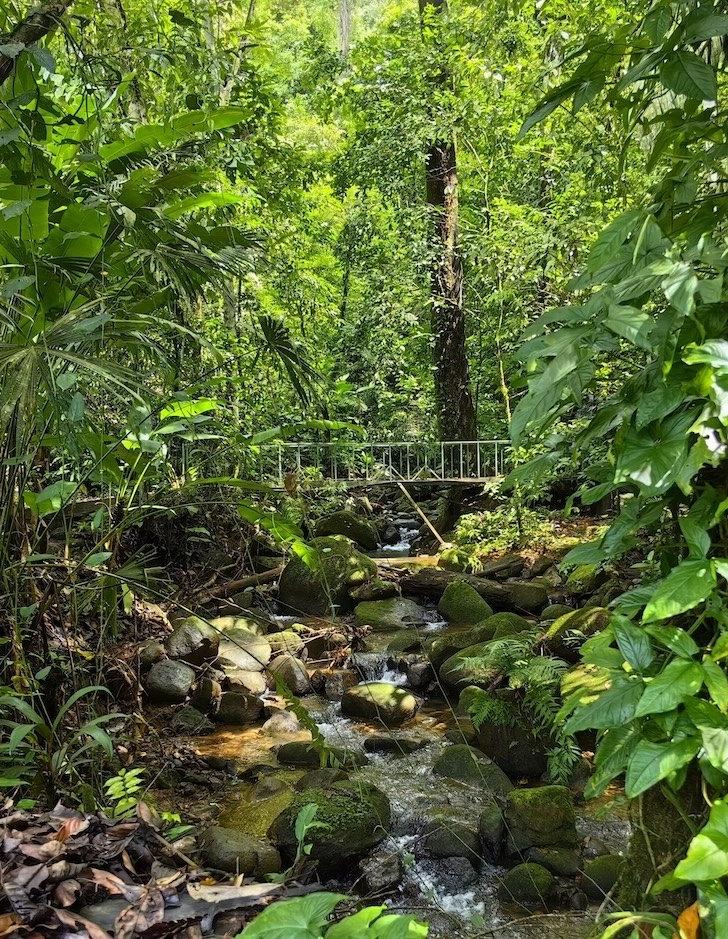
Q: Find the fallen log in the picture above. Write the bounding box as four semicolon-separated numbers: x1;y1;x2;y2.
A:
199;565;283;599
400;566;549;614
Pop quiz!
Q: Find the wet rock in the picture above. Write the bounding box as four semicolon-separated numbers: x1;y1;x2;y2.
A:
209;614;269;635
138;640;165;670
276;741;369;769
475;719;549;779
436;856;479;890
437;580;493;625
268;781;391;867
304;628;349;660
498;862;555;906
401;568;508;607
252;775;289;799
478;797;505;862
582;854;623;900
483;611;532;639
166;617;219;665
294;767;349;790
217;629;272;673
314;510;379;551
144;660;195;704
351;578;400;602
363;734;430;755
540;603;574;622
360;850;404;893
388;630;423;654
506;581;549;614
170;705;215;736
268;653;311;695
227;669;268;696
215;691;263;725
526;846;580;876
505;786;577;854
261;710;300;734
406;659;433;690
432;744;513;798
201;826;281;875
278;536;377;616
341;682;419;726
424;624;493;670
190;675;222;712
267;630;305;657
480;554;526;579
324;669;358;700
422;809;481;862
354;598;427;632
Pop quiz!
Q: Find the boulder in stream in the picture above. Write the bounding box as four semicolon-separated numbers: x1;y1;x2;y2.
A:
504;786;578;853
268;781;391;867
432;744;513;798
217;628;272;673
314;510;379;551
214;691;263;725
541;606;609;661
277;536;377;615
144;660;195;704
437;580;493;625
267;629;305;657
439;642;501;691
166;617;219;665
421;808;481;862
341;681;419;726
351;577;399;602
170;705;215;735
268;653;311;695
475;719;549;779
483;611;533;639
354;597;427;631
201;826;281;876
360;850;404;893
498;862;555;907
276;740;368;769
581;854;623;900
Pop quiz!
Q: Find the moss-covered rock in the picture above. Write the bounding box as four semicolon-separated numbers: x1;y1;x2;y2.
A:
479;797;504;862
387;630;423;653
267;630;305;657
505;581;549;613
341;681;419;726
565;563;605;597
314;510;379;551
437;580;493;625
475;719;549;779
278;536;377;616
214;691;263;725
542;606;609;661
422;808;481;862
201;826;281;875
540;603;574;622
354;597;427;632
275;740;369;769
170;705;215;735
498;862;555;906
526;845;580;876
267;781;391;866
432;744;513;798
351;578;400;602
424;624;493;670
439;642;501;691
583;854;623;900
483;611;532;639
505;786;577;853
268;653;311;695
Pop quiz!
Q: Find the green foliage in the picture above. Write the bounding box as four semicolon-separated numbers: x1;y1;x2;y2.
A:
516;0;728;923
104;767;145;819
443;502;555;569
236;892;428;939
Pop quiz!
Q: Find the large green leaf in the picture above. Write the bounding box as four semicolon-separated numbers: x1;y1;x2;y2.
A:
642;560;715;622
613;616;654;671
237;893;345;939
675;801;728;881
634;659;704;717
564;677;644;733
625;737;701;797
660;51;717;100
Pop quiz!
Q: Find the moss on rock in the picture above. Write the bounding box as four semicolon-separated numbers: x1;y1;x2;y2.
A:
437;580;493;625
341;681;419;726
483;611;532;639
505;786;577;852
583;854;623;900
278;536;377;616
432;744;513;798
498;862;555;906
439;641;501;691
314;510;379;551
354;598;426;631
201;826;281;875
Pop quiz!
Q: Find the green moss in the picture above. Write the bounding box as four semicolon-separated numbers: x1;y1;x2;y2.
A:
565;563;603;596
540;603;574;622
314;510;379;551
437;580;493;625
439;641;501;691
354;597;425;631
498;863;555;905
341;681;418;726
217;779;298;838
505;786;577;850
483;611;532;639
583;854;623;900
432;743;512;797
544;607;609;641
278;536;377;615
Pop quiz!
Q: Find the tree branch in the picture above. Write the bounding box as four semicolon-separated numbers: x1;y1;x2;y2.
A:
0;0;74;87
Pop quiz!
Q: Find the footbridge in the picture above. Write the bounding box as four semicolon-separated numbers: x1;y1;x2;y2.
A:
257;440;511;487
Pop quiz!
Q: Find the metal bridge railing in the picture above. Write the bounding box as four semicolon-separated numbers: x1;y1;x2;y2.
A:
254;440;511;486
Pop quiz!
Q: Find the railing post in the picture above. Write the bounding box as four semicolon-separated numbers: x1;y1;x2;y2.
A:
495;441;499;476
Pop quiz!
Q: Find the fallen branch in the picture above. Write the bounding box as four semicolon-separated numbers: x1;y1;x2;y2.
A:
200;565;283;599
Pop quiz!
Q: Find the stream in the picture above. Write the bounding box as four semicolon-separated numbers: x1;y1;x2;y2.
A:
188;513;630;938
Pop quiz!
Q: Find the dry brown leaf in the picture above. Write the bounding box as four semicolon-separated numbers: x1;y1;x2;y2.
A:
186;882;281;904
82;867;143;903
136;802;159;829
19;838;65;862
114;885;165;939
53;879;81;907
56;816;90;842
676;903;701;939
0;913;23;937
55;907;113;939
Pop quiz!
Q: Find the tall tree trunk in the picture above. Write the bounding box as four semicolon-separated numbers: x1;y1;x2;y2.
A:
419;0;476;442
338;0;352;58
0;0;74;87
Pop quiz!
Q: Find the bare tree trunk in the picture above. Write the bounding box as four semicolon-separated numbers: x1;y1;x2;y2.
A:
0;0;74;87
419;0;476;442
338;0;352;58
